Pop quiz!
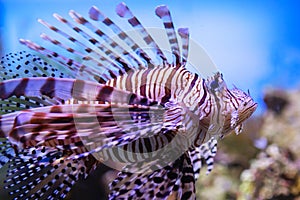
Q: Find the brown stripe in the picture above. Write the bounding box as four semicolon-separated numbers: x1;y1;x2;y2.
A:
67;48;74;53
73;27;81;33
128;93;138;105
59;17;67;23
139;85;146;97
193;129;206;147
103;18;113;26
182;44;188;49
67;59;73;66
29;132;39;143
12;78;29;97
89;38;97;44
52;39;60;45
118;32;127;40
95;75;106;84
40;77;56;98
140;69;151;97
125;72;133;92
30;112;47;124
97;85;114;102
78;17;88;24
198;80;207;107
144;35;152;44
151;68;161;100
95;29;104;37
164;22;174;29
108;70;117;79
161;68;176;104
128;17;139;27
115;57;131;72
69;37;76;42
50;105;63;113
0;81;6;99
132;44;138;51
169;38;177;44
161;87;171;104
85;48;92;53
110;42;117;48
190;74;198;88
9;115;23;142
50;26;58;32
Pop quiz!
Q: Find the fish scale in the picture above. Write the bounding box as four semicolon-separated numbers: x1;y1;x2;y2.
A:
0;2;257;200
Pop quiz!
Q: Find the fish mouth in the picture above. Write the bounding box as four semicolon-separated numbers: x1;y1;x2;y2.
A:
250;102;258;114
240;102;258;123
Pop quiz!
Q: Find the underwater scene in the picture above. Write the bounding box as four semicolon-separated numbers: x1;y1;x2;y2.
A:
0;1;300;199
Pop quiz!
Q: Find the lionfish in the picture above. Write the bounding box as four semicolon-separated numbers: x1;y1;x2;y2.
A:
0;2;257;200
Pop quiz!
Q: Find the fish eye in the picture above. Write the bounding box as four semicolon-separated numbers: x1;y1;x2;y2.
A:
243;102;248;106
210;80;218;89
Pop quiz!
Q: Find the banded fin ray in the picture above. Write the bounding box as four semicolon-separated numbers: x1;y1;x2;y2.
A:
39;14;135;80
69;9;145;69
116;2;168;63
4;146;93;200
155;5;181;66
188;137;218;181
109;152;196;199
88;6;154;67
18;2;193;82
178;28;190;66
0;77;157;105
19;39;110;83
0;103;165;150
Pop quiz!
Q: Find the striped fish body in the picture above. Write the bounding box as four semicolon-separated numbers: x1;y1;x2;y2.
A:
0;2;257;200
107;67;206;125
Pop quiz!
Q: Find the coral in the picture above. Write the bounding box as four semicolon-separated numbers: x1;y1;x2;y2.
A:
239;144;300;200
239;88;300;200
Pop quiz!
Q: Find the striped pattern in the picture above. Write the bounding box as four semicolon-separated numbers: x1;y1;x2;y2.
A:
88;6;154;67
155;5;181;66
0;77;156;105
116;3;168;63
178;28;190;65
0;2;257;200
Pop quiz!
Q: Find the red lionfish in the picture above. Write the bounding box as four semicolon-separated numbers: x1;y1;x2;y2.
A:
0;2;257;200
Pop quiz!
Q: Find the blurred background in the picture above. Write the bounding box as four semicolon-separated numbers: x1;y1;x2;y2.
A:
1;0;300;199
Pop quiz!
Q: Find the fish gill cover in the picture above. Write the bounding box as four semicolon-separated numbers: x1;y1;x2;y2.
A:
0;2;256;199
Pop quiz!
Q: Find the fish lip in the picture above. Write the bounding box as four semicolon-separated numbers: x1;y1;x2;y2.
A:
248;102;258;116
252;102;258;111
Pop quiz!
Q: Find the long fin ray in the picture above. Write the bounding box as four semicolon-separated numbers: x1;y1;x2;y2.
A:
0;77;158;107
19;39;112;83
178;28;190;66
88;6;155;68
155;5;181;66
39;15;131;80
69;10;145;69
4;146;91;200
0;102;166;153
116;2;168;64
109;152;196;199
